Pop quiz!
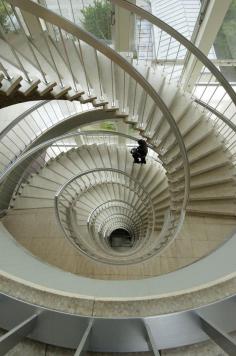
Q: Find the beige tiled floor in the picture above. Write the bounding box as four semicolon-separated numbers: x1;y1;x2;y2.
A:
3;209;236;280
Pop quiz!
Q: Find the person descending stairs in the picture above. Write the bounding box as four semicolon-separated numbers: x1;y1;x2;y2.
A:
131;139;148;164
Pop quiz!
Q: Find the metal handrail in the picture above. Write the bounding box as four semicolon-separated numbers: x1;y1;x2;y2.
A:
0;130;181;264
195;99;236;132
0;100;48;141
0;100;84;173
60;172;154;224
111;0;236;107
87;200;149;244
193;99;236;164
55;168;156;264
87;199;146;226
36;0;236;111
69;181;151;226
0;130;165;182
6;0;190;213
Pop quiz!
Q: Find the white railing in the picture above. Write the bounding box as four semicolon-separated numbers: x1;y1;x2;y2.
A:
0;131;184;262
0;100;93;173
2;0;191;229
110;0;236;123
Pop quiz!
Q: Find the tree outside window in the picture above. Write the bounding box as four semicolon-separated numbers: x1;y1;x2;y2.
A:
0;2;13;32
214;0;236;81
81;0;112;41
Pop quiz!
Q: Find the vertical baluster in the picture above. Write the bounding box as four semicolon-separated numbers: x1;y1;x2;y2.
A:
0;62;11;80
0;22;31;82
56;0;62;16
58;28;78;91
41;105;54;126
169;43;182;83
94;49;104;100
198;72;214;103
163;35;172;76
132;81;138;118
16;123;32;144
155;29;163;70
11;5;48;84
145;24;153;66
110;60;115;106
136;17;142;64
122;70;126;112
206;83;220;107
127;10;132;57
23;117;37;139
36;16;64;88
74;39;91;96
69;0;76;24
36;107;51;129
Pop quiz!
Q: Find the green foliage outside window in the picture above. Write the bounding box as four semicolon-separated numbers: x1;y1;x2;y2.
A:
214;0;236;59
100;121;116;131
0;3;13;31
81;0;112;41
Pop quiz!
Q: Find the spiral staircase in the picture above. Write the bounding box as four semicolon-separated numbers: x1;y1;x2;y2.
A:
0;0;236;355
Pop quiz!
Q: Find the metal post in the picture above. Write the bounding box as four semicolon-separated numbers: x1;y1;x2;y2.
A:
198;315;236;356
74;319;93;356
0;313;39;356
143;320;161;356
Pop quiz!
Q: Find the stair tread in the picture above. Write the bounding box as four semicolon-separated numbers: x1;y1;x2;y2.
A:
0;75;22;95
18;77;40;96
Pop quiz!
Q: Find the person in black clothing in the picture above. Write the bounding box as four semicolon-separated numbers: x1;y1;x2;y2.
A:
131;139;148;164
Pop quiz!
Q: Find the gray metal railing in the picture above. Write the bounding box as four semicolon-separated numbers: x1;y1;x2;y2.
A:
0;100;93;173
195;99;236;164
109;0;236;124
55;168;156;264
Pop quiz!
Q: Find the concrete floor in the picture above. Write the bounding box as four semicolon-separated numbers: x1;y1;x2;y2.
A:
3;209;236;280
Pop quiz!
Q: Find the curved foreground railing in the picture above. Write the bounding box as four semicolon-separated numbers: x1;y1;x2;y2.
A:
0;223;236;353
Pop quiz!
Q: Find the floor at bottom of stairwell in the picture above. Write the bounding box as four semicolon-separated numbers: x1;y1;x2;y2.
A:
2;208;236;280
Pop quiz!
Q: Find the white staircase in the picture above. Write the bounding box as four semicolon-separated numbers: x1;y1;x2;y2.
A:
0;0;235;269
0;1;236;354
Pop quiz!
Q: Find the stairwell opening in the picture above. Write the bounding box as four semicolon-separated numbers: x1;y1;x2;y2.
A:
108;228;133;252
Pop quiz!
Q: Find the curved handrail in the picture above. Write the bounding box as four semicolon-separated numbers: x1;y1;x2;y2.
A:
0;100;48;140
93;213;142;246
55;168;156;264
195;99;236;132
87;199;145;226
36;0;236;111
97;213;138;237
111;0;236;107
194;99;236;160
7;0;190;211
0;130;166;182
0;106;117;175
0;130;166;237
0;130;179;263
87;200;148;246
57;169;155;222
0;102;161;166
